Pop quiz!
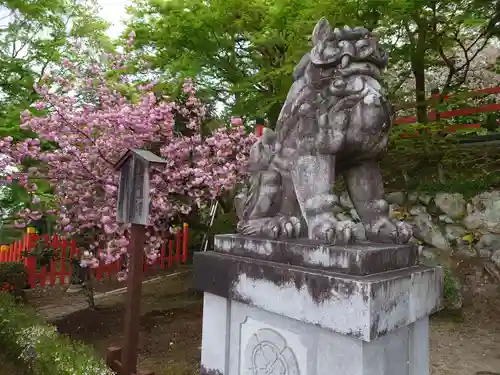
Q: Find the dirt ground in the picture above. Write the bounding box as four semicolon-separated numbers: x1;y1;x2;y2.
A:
430;288;500;375
8;270;500;375
54;271;201;375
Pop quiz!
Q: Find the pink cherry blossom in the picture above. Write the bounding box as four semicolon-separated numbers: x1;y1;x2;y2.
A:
0;33;257;277
33;102;45;111
231;117;243;125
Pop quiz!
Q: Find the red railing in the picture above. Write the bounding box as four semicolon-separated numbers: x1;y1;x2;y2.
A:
0;225;190;288
395;86;500;126
254;86;500;137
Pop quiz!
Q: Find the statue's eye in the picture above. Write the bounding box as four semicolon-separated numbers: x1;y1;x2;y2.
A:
356;39;370;48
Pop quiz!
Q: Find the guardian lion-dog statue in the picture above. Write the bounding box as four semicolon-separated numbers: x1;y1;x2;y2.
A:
235;18;412;245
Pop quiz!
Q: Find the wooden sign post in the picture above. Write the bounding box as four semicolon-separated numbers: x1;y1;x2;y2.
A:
107;149;168;375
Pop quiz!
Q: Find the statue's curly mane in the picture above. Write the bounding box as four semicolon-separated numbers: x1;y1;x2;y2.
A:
275;19;389;147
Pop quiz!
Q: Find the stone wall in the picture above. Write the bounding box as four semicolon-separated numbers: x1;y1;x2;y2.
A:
337;190;500;283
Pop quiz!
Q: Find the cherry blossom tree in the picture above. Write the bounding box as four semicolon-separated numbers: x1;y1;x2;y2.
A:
0;32;256;276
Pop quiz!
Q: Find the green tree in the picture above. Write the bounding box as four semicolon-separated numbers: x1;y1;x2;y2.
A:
0;0;110;241
128;0;500;125
379;0;500;122
0;0;110;139
128;0;389;127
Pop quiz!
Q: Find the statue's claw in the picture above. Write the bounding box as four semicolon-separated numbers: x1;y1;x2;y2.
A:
366;217;413;244
310;216;356;244
263;216;302;239
237;216;302;238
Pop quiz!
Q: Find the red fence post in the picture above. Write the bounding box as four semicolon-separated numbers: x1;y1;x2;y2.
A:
182;223;189;263
175;232;181;265
0;246;6;262
0;245;8;262
168;240;173;268
256;124;264;137
14;241;19;261
23;231;36;288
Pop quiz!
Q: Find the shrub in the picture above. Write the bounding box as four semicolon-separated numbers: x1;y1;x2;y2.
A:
0;262;28;298
443;267;463;310
0;293;113;375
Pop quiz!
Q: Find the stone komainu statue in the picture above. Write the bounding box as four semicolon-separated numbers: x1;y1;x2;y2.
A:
235;18;412;244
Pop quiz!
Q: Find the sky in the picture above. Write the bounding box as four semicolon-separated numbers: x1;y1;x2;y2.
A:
98;0;133;38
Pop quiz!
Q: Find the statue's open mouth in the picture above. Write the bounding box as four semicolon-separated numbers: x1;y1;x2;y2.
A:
325;58;384;112
336;56;382;80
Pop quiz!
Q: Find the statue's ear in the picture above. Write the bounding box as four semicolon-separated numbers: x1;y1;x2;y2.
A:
312;18;332;44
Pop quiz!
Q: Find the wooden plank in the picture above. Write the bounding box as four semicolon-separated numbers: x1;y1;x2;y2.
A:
394;103;500;124
438;103;500;118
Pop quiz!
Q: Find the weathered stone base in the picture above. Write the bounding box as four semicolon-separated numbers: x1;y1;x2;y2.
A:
194;251;442;341
194;238;443;375
214;234;418;275
199;293;430;375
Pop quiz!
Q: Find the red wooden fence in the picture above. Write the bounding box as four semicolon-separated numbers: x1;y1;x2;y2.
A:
254;86;500;137
394;86;500;127
0;226;189;289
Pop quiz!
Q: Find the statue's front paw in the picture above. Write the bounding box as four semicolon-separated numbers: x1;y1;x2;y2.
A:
367;217;412;244
310;215;356;244
263;216;302;238
237;216;301;238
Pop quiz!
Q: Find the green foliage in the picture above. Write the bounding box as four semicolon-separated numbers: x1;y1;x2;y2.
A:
0;178;57;243
23;237;58;270
379;0;499;119
384;120;500;198
0;293;113;375
0;263;27;298
211;211;238;235
0;0;110;140
443;267;462;310
127;0;500;126
128;0;385;126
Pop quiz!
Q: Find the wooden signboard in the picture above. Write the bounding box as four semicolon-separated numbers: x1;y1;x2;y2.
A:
115;149;167;226
112;149;167;375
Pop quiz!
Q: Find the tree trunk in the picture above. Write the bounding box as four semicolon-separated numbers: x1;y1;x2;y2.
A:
413;67;427;123
409;18;429;124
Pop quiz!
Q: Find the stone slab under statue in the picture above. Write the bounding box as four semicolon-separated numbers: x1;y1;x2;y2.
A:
194;17;443;375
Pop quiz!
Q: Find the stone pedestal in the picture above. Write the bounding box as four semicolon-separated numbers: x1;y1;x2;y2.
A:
194;234;444;375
